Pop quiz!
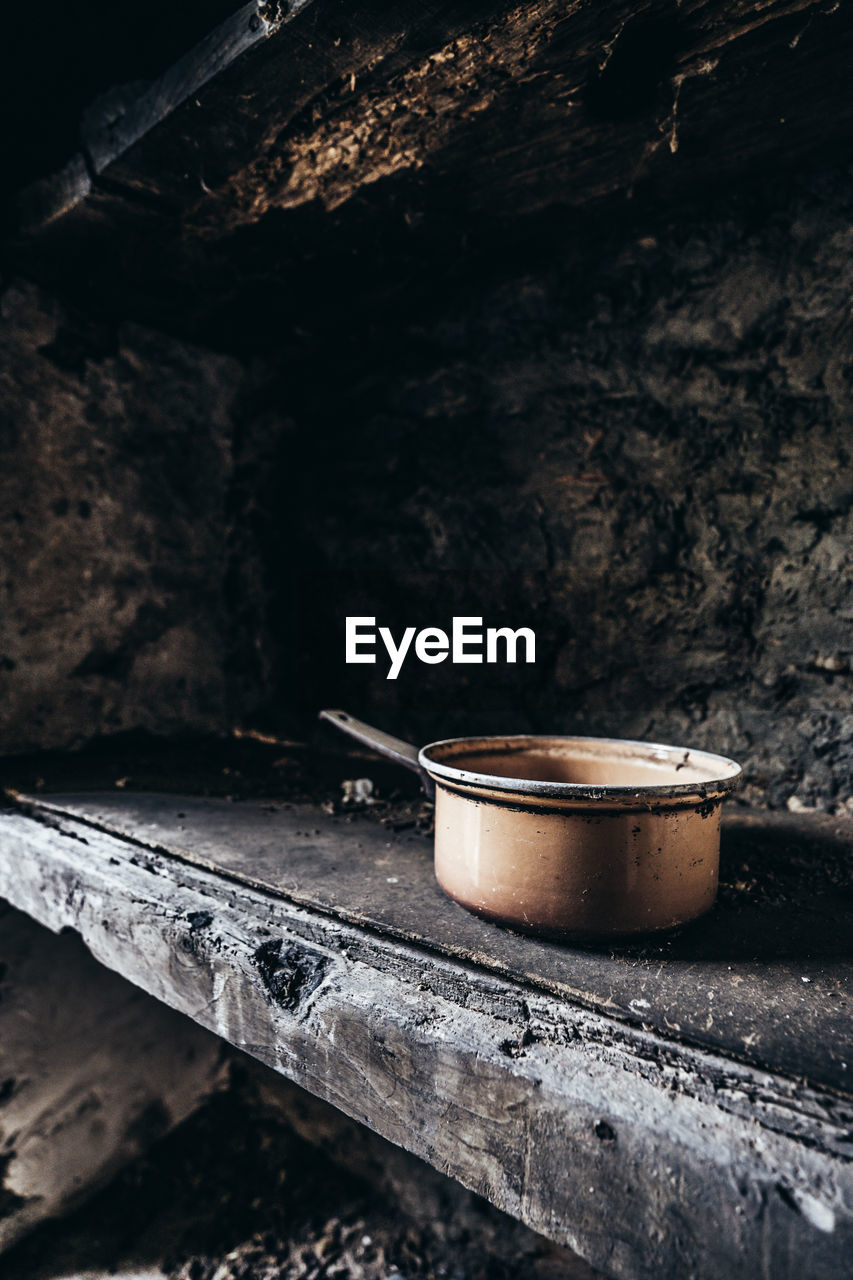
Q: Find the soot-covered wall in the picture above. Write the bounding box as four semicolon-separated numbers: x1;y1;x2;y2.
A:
0;283;241;752
251;165;853;813
2;164;851;812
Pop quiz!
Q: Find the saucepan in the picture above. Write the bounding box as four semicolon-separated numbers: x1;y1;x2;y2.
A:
320;710;742;938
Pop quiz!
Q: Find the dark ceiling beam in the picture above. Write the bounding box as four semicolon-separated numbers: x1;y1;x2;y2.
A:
5;0;852;347
9;1;312;235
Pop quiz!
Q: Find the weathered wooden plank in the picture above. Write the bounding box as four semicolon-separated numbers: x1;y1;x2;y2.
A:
0;804;850;1280
8;0;853;346
17;0;853;225
176;0;853;224
0;901;227;1252
18;791;853;1095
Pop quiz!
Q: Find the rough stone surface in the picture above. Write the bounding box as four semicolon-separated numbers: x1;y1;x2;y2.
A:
246;163;853;814
0;282;242;753
3;163;853;811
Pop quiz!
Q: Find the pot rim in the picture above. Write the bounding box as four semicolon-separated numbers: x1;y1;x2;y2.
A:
418;733;742;802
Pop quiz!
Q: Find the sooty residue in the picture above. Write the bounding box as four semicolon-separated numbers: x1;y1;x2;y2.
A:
253;939;329;1011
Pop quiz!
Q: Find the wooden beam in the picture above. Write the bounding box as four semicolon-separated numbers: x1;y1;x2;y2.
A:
10;1;313;233
0;799;850;1279
19;790;853;1094
7;0;853;346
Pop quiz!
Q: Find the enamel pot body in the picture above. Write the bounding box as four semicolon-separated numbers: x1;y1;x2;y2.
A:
321;714;742;939
429;776;721;937
422;737;741;938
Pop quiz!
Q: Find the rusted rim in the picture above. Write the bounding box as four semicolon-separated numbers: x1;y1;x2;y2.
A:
418;734;742;802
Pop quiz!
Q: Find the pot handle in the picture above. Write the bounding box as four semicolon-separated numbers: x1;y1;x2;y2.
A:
319;710;435;799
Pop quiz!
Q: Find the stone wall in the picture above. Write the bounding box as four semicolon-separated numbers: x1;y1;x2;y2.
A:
250;165;853;813
2;164;852;811
0;282;241;752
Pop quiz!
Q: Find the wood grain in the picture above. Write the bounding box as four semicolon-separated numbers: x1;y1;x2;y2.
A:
20;791;853;1093
0;800;850;1279
8;0;853;341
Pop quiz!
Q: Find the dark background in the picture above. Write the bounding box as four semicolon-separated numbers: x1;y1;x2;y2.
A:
1;1;851;814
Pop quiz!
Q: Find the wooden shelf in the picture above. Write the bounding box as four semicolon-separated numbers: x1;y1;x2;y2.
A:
1;788;851;1278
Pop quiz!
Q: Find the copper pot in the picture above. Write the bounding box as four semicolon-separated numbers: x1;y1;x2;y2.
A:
320;710;742;938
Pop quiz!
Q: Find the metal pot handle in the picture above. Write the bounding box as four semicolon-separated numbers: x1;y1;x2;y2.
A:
319;709;434;798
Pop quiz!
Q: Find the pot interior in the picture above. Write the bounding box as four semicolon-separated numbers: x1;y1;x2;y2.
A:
421;735;741;794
